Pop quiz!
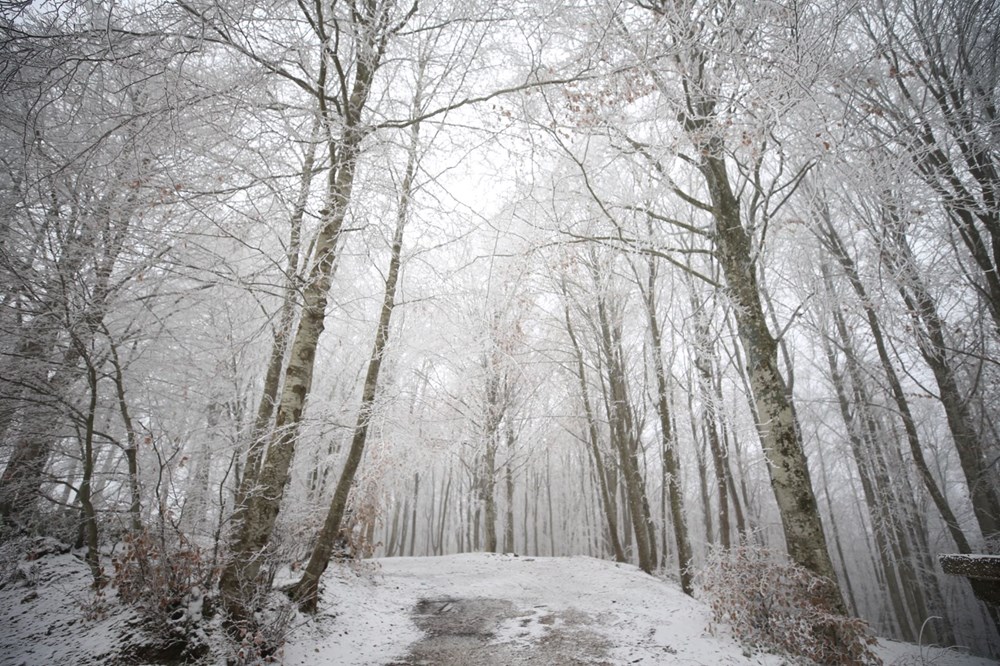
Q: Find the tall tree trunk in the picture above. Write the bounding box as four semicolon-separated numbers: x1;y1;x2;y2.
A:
481;428;499;554
292;115;420;613
638;258;692;591
699;147;841;610
720;424;747;539
546;449;556;556
238;119;321;497
690;391;714;547
561;289;627;563
79;361;104;589
387;498;402;557
503;429;516;553
817;229;972;554
691;299;732;550
821;297;956;640
219;137;362;619
409;472;420;557
881;206;1000;541
523;477;531;555
593;285;654;572
219;4;393;621
822;328;914;637
629;2;844;601
435;471;450;556
107;339;142;532
720;315;766;540
815;439;860;617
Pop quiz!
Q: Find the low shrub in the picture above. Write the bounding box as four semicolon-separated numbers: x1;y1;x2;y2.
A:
698;544;881;665
112;529;215;661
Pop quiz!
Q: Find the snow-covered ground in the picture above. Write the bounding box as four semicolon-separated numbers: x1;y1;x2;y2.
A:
1;547;996;665
281;553;997;666
0;546;140;665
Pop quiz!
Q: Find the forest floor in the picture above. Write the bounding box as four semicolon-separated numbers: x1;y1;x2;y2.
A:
281;553;999;666
1;545;998;665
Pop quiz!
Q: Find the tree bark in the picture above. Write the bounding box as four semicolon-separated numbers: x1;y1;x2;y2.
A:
238;119;321;497
292;113;419;612
881;206;1000;541
594;284;655;573
698;147;843;611
817;226;972;554
218;7;389;616
561;288;627;563
481;434;499;553
79;362;105;589
639;257;693;592
219;127;363;620
107;339;142;532
504;429;516;553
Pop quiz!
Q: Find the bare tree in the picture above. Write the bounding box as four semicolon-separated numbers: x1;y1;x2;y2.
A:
213;0;419;621
292;94;423;611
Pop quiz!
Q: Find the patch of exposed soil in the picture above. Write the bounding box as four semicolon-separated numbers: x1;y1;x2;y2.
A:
387;596;611;665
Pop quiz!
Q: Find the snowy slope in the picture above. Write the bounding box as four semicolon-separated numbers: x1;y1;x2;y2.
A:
0;546;140;665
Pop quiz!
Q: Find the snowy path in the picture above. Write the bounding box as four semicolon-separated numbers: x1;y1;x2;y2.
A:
281;553;998;666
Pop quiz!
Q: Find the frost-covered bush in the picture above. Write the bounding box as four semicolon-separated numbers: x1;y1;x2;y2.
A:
112;529;215;661
228;594;296;665
699;544;881;665
0;534;33;589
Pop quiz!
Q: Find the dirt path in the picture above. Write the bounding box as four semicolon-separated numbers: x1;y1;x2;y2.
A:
387;595;612;665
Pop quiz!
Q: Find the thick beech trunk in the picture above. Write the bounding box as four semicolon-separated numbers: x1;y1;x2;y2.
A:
698;150;843;611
